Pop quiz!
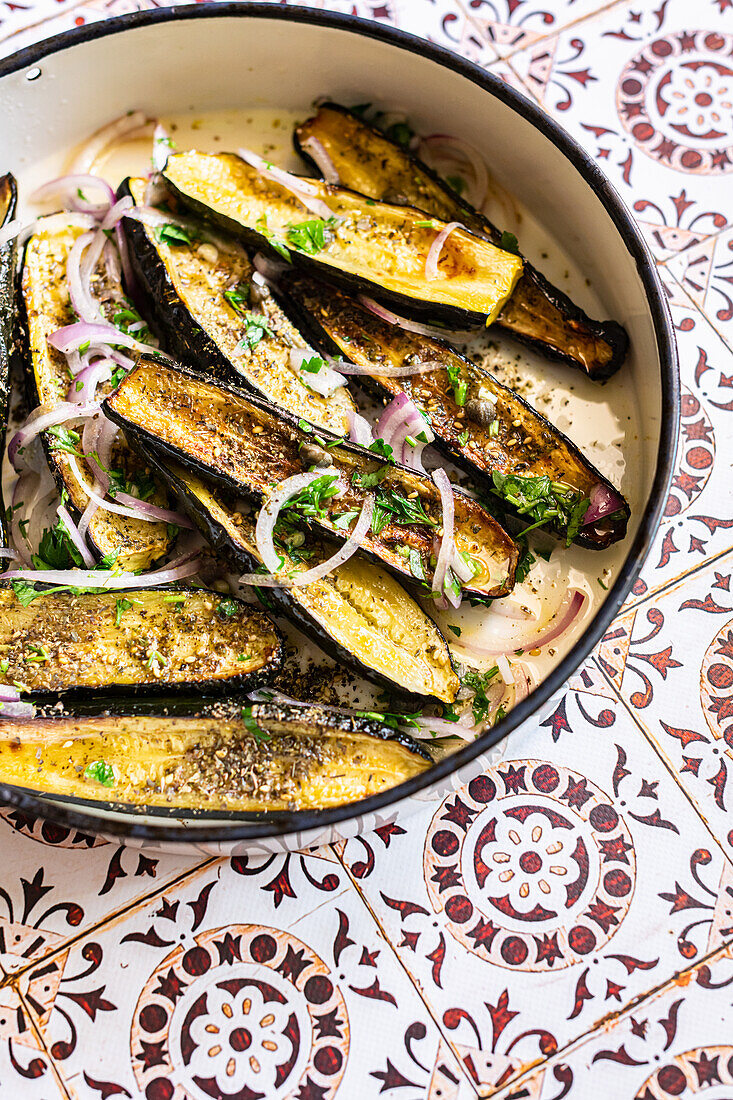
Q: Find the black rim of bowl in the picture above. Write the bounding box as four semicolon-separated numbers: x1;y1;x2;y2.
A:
0;3;680;844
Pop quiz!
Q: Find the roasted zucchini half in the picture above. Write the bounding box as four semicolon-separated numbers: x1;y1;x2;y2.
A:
0;173;17;554
295;104;628;380
18;216;173;570
146;456;459;704
0;700;431;812
0;583;282;697
278;271;629;549
161;151;524;327
119;177;355;434
104;358;519;600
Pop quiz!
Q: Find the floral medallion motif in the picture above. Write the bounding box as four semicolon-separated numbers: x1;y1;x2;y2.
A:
664;388;715;519
423;761;636;971
130;925;349;1100
635;1045;733;1097
617;31;733;174
700;619;733;749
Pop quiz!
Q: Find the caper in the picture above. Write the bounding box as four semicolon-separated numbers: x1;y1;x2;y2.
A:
465;397;497;426
299;443;334;468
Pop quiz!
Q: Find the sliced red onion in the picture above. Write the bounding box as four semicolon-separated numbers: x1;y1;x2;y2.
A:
241;496;373;588
412;717;478;741
450;548;475;584
0;211;97;250
2;555;201;590
0;700;37;719
347;409;373;446
152;123;173;173
0;687;22;702
238;147;334;220
103;237;122;287
0;549;17;560
57;503;95;568
48;322;129;354
425;221;463;280
511;663;533;705
358;296;468;343
113;491;193;529
30;173;115;218
582;482;625;526
255;471;325;572
299;135;340;184
67;230;102;321
67;358;113;404
115;221;136;295
252;252;289;283
456;588;587;658
8;401;101;470
432;467;458;608
289;348;347;397
10;472;35;566
101;194;134;231
496;654;514;685
421;134;489;209
375;393;410;447
71;110;149;175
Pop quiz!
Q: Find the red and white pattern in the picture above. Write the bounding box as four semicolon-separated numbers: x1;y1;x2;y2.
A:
1;0;733;1096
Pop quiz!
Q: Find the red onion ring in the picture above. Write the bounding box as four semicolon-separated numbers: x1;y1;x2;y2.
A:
432;467;459;609
289;348;347;397
113;491;194;529
238;147;334;220
57;503;95;568
582;482;625;526
8;401;101;470
456;588;587;658
101;194;134;231
346;409;373;446
2;554;201;590
375;393;410;447
255;471;326;572
31;173;115;217
67;358;114;404
299;135;340;184
241;496;374;588
71;110;150;175
425;221;464;280
152;123;173;174
420;134;489;209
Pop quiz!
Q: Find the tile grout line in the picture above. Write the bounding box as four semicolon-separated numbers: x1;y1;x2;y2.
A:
660;253;733;362
0;855;220;985
329;842;485;1100
617;538;733;617
14;982;74;1100
493;0;631;63
589;653;733;866
491;937;733;1099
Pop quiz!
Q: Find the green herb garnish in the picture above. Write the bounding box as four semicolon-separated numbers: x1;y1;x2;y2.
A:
256;215;291;260
238;311;273;351
156;223;194;247
462;666;500;725
46;426;82;456
371;489;437;537
491;472;588;547
446;174;467;196
367;438;395;462
84;760;115;787
242;706;271;743
223;283;250;313
114;598;133;627
448;625;462;637
217;598;239;619
286;217;337;255
283;474;341;520
446;363;468;407
499;231;520;255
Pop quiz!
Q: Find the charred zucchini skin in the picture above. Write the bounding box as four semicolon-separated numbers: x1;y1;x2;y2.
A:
140;453;459;705
0;582;284;698
0;699;431;815
161;151;523;329
295;103;628;380
117;178;234;384
16;219;174;571
0;174;18;553
276;271;630;550
103;357;519;600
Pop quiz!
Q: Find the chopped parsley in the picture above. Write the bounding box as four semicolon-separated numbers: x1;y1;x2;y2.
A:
145;649;166;670
0;660;8;674
156;223;195;247
298;355;327;374
448;624;462;637
238;311;273;351
217;598;239;619
352;464;391;490
371;489;437;537
494;705;507;726
446;363;467;407
356;706;423;731
255;215;291;260
46;426;82;456
491;472;589;547
408;547;425;581
367;438;395;462
286;217;337;255
242;706;271;743
84;760;115;787
223;283;250;313
515;537;536;585
25;643;49;664
499;230;520;255
332;510;360;530
462;666;500;725
282;474;341;521
598;577;608;590
384;120;414;149
458;429;470;447
237;653;252;662
115;597;133;627
446;174;467;196
32;517;84;571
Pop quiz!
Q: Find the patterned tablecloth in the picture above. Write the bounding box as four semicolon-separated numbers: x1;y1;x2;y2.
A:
0;0;732;1096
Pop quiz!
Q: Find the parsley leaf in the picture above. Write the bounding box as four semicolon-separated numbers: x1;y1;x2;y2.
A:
115;598;133;627
286;217;337;255
156;223;194;247
514;537;536;585
499;230;520;255
298;355;326;374
462;666;500;725
217;597;239;619
223;283;250;313
255;215;291;260
282;474;340;521
371;489;437;537
446;174;467;196
446;363;468;407
384;120;414;148
84;760;115;787
46;426;82;456
491;472;589;547
238;311;273;351
242;706;271;743
33;517;84;571
367;438;395;462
